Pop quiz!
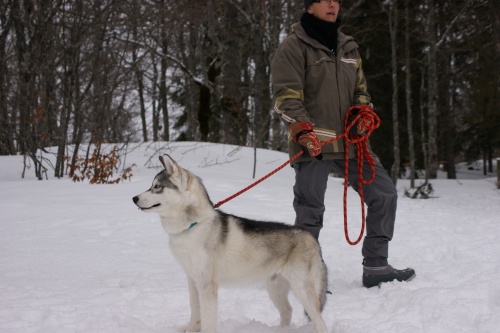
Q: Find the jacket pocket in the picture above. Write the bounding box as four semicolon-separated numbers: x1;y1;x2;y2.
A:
340;57;358;87
304;56;336;98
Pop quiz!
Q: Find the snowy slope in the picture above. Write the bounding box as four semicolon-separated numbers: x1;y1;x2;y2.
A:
1;142;499;333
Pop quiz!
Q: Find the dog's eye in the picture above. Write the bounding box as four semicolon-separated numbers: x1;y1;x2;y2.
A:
154;185;162;189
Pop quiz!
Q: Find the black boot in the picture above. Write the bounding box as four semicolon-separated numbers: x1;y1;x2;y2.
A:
362;265;416;288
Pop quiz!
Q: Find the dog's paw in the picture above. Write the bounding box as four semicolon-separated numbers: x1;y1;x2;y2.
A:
178;321;201;332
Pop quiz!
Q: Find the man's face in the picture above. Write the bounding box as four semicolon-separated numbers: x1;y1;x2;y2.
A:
307;0;341;23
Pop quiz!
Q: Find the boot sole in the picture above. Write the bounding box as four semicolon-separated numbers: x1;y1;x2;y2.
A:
364;272;416;289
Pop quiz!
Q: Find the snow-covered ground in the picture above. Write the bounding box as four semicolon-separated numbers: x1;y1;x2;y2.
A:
1;142;499;333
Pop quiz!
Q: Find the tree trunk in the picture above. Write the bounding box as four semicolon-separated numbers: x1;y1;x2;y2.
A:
252;0;271;149
489;0;500;71
55;2;84;178
0;11;14;155
160;56;169;141
488;0;500;170
442;54;456;179
151;54;160;142
133;47;148;142
384;1;400;184
426;0;439;179
198;83;212;142
420;71;429;183
497;159;500;185
89;1;108;145
404;0;416;188
11;0;43;179
55;58;73;178
220;4;246;145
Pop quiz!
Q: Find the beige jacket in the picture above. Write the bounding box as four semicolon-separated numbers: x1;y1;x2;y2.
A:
271;23;371;162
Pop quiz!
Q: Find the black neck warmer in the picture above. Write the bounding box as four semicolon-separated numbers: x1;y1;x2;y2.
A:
300;12;341;53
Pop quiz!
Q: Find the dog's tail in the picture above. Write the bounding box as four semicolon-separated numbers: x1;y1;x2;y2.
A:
319;258;328;312
304;255;328;322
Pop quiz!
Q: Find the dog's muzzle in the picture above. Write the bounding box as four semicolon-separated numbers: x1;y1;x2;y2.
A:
132;196;160;210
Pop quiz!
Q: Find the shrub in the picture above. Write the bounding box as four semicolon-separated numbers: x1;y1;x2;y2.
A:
66;144;135;184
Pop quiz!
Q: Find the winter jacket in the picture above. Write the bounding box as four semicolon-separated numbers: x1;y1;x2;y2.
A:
271;22;371;162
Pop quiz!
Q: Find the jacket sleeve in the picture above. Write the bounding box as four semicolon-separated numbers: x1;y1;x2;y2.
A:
353;57;371;106
271;36;311;125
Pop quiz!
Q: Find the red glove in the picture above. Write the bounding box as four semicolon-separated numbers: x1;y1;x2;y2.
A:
348;105;373;136
288;122;323;160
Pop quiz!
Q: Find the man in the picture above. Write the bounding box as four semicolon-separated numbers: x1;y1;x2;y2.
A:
271;0;415;288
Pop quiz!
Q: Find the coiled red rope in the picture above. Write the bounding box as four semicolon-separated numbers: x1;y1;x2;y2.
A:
214;105;380;246
342;105;381;245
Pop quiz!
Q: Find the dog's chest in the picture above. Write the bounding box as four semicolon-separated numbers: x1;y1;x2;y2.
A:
169;238;209;276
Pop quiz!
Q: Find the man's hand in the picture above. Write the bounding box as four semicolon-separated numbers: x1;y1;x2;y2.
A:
348;105;373;136
288;122;323;160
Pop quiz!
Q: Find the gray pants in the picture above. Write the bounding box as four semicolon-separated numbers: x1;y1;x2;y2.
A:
293;156;397;267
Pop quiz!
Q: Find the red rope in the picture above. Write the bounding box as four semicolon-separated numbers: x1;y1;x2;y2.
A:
342;105;380;245
214;105;380;246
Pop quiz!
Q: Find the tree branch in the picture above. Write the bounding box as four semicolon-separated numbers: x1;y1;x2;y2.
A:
436;0;473;49
111;33;215;93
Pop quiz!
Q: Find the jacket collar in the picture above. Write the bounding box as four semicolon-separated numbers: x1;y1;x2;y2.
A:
300;13;340;52
292;22;358;55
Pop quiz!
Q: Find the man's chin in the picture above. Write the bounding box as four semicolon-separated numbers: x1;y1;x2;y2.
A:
321;15;337;23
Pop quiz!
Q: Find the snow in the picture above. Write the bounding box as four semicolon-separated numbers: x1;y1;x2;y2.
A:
1;142;499;333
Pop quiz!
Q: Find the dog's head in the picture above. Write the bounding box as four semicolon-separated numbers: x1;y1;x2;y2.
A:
132;154;189;214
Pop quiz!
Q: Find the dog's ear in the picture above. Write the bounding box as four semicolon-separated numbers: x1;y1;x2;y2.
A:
159;154;179;175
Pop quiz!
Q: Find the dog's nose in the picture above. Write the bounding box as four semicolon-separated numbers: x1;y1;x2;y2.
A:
132;196;139;203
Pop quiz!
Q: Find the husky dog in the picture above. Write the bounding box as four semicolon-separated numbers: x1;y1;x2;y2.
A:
133;154;328;333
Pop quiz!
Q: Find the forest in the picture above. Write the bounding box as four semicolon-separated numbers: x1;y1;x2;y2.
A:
0;0;499;182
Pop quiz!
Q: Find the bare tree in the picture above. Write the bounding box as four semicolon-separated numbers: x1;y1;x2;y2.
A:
55;1;88;178
11;0;66;179
381;0;400;184
220;3;246;145
251;0;272;149
404;0;416;188
0;1;14;155
490;0;500;72
425;0;439;179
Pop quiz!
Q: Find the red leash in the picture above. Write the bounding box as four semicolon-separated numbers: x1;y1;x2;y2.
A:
214;105;380;246
213;149;304;209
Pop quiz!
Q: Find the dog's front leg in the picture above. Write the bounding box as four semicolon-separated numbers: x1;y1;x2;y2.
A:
199;280;218;333
178;278;201;332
